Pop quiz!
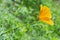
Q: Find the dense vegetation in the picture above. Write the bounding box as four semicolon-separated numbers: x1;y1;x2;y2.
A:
0;0;60;40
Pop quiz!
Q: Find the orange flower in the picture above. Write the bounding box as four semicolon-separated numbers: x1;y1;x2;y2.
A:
39;4;54;25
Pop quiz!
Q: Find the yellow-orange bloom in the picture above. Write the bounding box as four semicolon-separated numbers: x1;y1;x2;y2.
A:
39;4;54;25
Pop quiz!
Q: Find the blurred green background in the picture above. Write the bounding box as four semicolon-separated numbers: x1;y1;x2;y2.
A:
0;0;60;40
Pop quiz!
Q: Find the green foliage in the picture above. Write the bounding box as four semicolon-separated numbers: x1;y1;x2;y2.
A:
0;0;60;40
